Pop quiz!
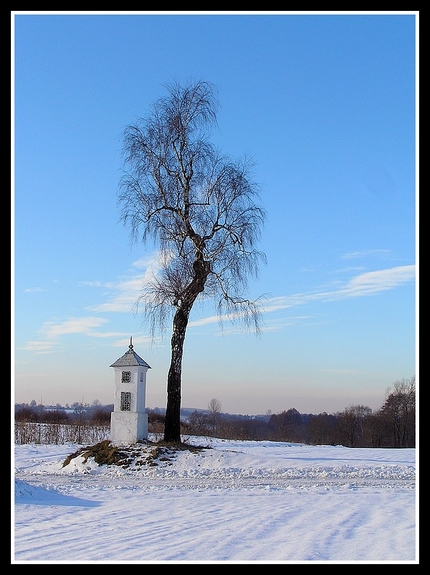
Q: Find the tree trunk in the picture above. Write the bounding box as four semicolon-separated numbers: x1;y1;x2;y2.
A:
163;306;189;443
163;258;211;443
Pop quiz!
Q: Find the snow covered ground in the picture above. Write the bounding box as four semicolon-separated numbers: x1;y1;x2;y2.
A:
13;436;417;563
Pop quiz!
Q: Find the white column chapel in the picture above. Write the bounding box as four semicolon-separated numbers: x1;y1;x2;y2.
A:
109;337;151;444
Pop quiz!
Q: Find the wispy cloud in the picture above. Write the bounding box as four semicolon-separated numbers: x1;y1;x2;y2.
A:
276;264;414;307
23;262;415;353
341;249;391;260
40;317;109;339
21;317;111;354
21;315;158;354
23;340;59;355
317;264;415;300
212;315;316;336
21;317;117;354
22;256;163;355
249;265;415;331
86;255;161;314
192;264;415;333
24;287;47;293
87;276;146;314
189;265;414;333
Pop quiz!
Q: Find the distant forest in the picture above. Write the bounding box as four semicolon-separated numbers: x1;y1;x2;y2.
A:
15;377;415;448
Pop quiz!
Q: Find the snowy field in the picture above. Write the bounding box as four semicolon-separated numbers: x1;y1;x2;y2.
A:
13;436;417;564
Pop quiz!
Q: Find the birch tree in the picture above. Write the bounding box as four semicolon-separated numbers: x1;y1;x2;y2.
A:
118;80;266;443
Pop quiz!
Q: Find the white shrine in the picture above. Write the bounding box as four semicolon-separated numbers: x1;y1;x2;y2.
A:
109;337;151;444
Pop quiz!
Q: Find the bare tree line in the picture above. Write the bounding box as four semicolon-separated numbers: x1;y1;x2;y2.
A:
181;378;415;448
14;422;110;446
15;377;415;448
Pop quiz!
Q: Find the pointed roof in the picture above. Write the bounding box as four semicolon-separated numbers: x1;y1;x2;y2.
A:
110;337;151;369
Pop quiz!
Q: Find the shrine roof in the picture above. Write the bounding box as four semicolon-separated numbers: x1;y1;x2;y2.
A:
110;338;151;369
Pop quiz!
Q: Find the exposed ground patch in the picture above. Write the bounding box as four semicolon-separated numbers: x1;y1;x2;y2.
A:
62;439;208;469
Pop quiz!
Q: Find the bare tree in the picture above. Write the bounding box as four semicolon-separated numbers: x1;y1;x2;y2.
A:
380;376;415;447
208;398;222;414
207;398;223;434
337;404;372;447
118;80;266;443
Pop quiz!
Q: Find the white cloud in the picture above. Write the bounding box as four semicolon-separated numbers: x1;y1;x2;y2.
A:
188;315;220;328
21;255;163;355
23;340;59;354
87;277;145;313
188;265;415;333
287;265;414;305
322;264;415;299
23;261;415;354
24;287;47;293
341;249;391;260
21;317;111;354
86;255;161;314
41;317;109;339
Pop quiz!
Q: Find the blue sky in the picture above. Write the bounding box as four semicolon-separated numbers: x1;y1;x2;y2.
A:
13;11;417;415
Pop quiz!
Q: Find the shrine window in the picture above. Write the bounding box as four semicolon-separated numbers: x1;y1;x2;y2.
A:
120;392;131;411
